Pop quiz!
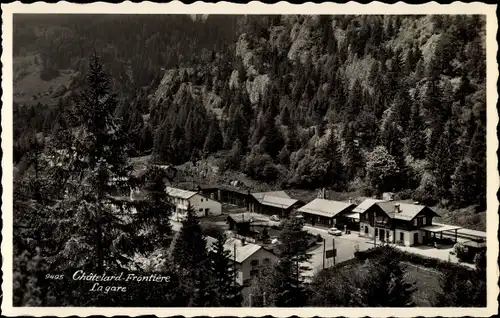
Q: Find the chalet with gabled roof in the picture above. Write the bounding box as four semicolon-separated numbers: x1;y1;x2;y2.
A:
358;199;441;246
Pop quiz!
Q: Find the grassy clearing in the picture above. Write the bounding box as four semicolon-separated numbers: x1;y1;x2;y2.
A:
13;54;76;106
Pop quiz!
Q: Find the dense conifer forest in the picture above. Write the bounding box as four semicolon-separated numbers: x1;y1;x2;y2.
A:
14;15;486;213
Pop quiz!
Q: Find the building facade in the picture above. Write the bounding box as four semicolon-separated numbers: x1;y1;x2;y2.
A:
166;186;222;220
206;236;279;286
197;185;249;208
358;201;440;246
297;198;356;228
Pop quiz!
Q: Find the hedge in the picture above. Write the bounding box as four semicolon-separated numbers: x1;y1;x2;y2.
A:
354;246;474;272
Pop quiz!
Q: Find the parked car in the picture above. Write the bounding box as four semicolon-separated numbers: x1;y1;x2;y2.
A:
270;215;280;222
328;227;342;236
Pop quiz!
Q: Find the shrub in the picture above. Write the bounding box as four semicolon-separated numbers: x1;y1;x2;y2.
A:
394;189;414;200
453;243;469;262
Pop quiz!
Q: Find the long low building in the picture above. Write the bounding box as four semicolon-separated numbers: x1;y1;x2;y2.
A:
248;191;303;218
297;198;356;228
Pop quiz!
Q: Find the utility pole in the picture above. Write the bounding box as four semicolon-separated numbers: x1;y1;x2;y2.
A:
322;239;326;269
333;238;336;266
373;211;376;248
233;243;237;285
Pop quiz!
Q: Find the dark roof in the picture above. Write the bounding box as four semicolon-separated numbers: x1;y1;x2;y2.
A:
251;191;298;209
298;199;354;218
353;198;388;213
227;214;252;224
376;201;440;221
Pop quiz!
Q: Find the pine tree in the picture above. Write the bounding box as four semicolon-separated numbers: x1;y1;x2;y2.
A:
316;129;344;189
208;233;243;306
172;203;208;270
203;115;223;156
450;157;476;208
435;266;486;307
429;120;460;200
272;214;311;306
133;167;174;252
171;203;213;306
367;246;416;307
468;122;486;209
406;103;427;159
48;54;138;275
341;123;363;181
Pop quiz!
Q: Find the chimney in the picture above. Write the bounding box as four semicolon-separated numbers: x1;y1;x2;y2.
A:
241;237;246;245
394;203;401;213
348;197;352;204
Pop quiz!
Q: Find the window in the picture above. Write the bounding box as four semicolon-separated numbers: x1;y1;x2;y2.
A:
423;217;427;225
387;231;390;238
364;226;368;234
375;228;378;236
201;198;204;202
400;232;404;242
199;208;203;212
251;259;259;267
413;219;417;226
264;258;270;264
250;269;259;278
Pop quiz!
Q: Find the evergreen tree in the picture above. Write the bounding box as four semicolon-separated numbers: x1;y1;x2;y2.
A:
406;103;427;159
341;123;363;181
132;167;174;253
316;129;344;189
261;109;284;159
435;266;486;307
171;203;213;306
203;115;223;156
48;54;138;275
271;214;311;306
450;157;476;208
172;203;208;270
429;121;459;200
468;122;486;209
208;233;243;306
367;246;416;307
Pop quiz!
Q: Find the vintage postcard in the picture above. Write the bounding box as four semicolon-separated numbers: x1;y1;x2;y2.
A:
1;1;498;317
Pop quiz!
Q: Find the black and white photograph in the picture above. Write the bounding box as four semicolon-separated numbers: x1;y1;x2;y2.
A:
1;2;498;316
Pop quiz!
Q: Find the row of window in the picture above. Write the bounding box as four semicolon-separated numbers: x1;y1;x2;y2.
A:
250;258;271;278
414;216;428;226
250;258;271;267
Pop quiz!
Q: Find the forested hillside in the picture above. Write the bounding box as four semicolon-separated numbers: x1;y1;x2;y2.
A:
13;15;486;218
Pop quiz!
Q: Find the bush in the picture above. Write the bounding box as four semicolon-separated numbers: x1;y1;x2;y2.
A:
201;223;224;238
354;246;474;273
394;189;414;201
453;243;469;262
316;234;323;242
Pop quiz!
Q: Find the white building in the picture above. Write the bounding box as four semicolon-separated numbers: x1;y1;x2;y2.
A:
166;186;222;219
206;236;279;286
